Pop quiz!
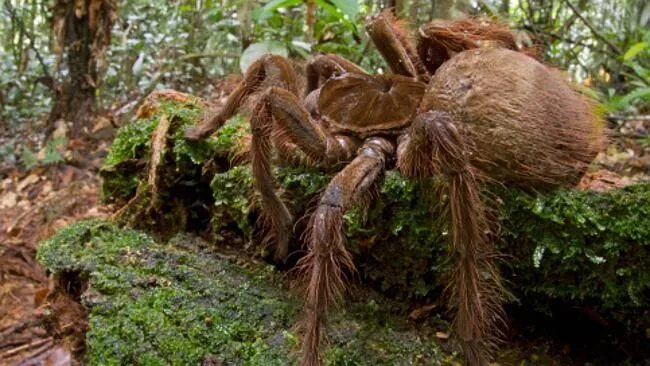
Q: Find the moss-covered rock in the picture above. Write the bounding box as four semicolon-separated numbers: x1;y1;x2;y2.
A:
38;220;448;365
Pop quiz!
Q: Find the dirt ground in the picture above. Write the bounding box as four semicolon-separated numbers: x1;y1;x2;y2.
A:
0;108;647;365
0;156;115;365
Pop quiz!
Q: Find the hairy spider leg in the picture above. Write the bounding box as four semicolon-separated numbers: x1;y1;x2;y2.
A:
305;54;368;96
184;54;300;141
416;18;539;75
296;137;394;366
365;10;430;82
397;111;506;366
186;55;359;261
251;85;360;261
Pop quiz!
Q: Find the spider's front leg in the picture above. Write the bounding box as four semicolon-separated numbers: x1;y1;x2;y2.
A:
305;54;368;96
250;87;360;261
185;54;300;141
397;111;505;366
297;137;394;366
365;10;430;82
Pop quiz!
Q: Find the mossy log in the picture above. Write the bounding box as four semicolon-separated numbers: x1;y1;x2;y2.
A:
38;220;447;365
93;91;649;353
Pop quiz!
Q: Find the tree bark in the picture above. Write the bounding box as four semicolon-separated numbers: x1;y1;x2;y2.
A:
48;0;116;139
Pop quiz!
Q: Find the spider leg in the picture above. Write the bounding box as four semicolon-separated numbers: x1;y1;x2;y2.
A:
397;111;505;366
185;54;300;140
305;54;367;96
251;87;360;261
417;19;537;75
297;137;394;366
365;10;429;82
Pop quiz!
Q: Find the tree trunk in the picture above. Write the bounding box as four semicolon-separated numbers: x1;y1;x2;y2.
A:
49;0;116;139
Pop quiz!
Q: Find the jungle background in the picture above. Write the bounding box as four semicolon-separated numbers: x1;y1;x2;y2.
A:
0;0;649;365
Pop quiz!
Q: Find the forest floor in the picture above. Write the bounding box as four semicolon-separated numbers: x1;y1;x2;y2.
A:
0;95;648;365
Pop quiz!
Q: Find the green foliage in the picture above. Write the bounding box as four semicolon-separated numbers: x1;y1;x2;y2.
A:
602;34;650;112
102;119;157;169
38;220;445;365
3;0;648;143
20;136;66;170
0;0;53;126
212;114;249;156
20;146;39;170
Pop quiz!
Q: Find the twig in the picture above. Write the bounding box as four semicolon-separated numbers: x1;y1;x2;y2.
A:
563;0;622;55
3;1;51;81
13;341;58;366
179;51;239;61
0;320;41;347
0;337;52;359
607;115;650;122
526;24;618;58
6;206;40;235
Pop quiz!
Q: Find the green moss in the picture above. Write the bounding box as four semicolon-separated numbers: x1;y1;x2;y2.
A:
212;114;249;157
100;97;219;203
208;165;650;333
103;117;158;170
38;220;447;365
500;184;650;324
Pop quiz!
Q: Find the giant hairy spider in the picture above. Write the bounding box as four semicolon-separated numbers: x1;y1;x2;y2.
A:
185;11;603;366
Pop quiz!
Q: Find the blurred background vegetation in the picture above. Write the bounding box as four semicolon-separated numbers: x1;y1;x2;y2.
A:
0;0;648;167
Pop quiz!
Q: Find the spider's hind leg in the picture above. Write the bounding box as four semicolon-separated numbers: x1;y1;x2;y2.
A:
397;111;506;366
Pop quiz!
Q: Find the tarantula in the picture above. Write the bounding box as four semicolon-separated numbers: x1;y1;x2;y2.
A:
186;11;602;366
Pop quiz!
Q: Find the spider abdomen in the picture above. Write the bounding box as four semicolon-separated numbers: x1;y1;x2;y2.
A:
421;47;604;189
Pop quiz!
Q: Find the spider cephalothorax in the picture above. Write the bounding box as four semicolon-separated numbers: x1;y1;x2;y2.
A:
186;10;603;366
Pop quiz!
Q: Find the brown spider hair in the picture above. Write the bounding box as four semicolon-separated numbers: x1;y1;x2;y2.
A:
418;17;540;75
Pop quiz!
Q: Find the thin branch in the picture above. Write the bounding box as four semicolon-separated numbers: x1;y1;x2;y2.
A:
563;0;622;55
3;0;51;80
0;337;53;359
528;24;618;58
179;51;240;61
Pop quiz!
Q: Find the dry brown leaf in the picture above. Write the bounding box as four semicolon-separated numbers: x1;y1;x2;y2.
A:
408;304;437;321
0;192;18;209
16;174;40;193
74;0;86;18
435;331;450;339
33;287;50;307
